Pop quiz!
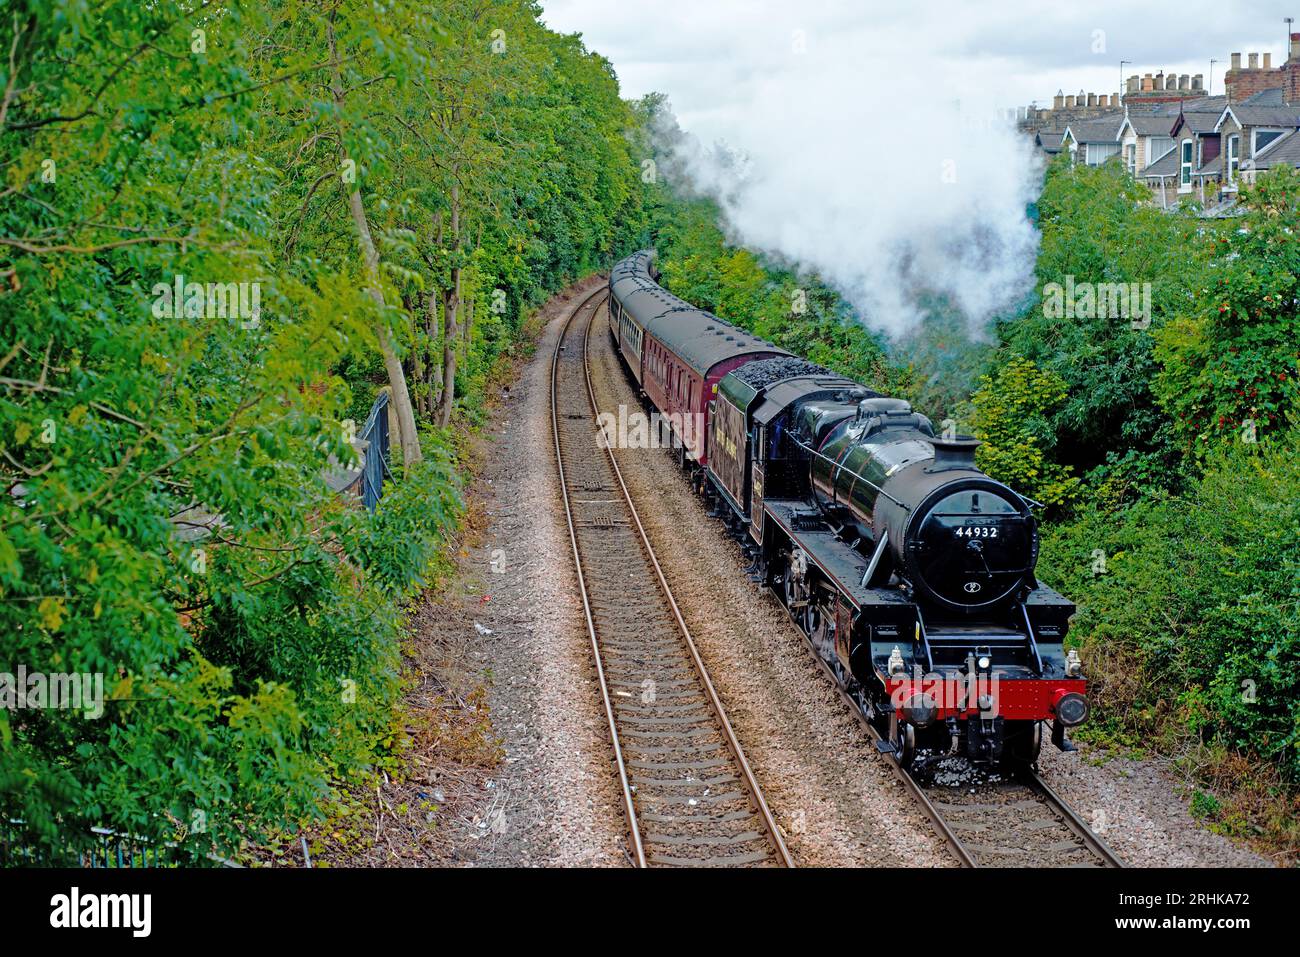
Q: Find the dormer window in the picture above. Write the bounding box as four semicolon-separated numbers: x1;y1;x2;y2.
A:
1180;139;1193;190
1227;134;1241;186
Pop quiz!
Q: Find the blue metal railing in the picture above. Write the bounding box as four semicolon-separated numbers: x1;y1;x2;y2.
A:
359;390;393;512
2;819;240;868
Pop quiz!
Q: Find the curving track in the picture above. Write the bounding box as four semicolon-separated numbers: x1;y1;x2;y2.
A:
550;287;793;868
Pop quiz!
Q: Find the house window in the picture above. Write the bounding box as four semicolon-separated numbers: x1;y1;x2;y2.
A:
1180;139;1193;188
1148;136;1175;161
1254;129;1284;154
1086;142;1120;166
1227;134;1240;185
1125;143;1136;175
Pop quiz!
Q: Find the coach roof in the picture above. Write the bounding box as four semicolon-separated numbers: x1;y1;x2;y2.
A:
611;250;790;374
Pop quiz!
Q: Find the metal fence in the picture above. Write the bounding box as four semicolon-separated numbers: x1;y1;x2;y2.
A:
359;390;393;512
1;820;241;868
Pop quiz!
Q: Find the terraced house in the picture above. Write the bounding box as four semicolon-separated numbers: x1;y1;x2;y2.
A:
1021;31;1300;213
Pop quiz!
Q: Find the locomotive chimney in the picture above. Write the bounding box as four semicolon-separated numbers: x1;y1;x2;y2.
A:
929;436;981;470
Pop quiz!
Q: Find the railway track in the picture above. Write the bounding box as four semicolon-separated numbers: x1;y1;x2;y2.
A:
565;288;1118;870
550;286;793;868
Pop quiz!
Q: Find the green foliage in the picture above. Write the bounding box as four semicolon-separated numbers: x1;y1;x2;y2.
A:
1038;431;1300;782
968;355;1080;507
1001;156;1216;485
1153;167;1300;459
0;0;640;862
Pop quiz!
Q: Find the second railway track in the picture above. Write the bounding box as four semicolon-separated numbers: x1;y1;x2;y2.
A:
551;286;793;868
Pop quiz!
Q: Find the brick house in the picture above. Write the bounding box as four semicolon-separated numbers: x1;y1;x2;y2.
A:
1141;105;1226;206
1212;103;1300;194
1118;112;1178;176
1241;127;1300;183
1060;113;1125;165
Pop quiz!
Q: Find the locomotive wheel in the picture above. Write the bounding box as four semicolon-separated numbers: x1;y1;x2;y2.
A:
808;596;838;657
889;714;916;768
998;720;1042;774
781;553;810;625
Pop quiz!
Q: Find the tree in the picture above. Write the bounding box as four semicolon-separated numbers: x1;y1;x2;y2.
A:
967;355;1080;508
1153;166;1300;458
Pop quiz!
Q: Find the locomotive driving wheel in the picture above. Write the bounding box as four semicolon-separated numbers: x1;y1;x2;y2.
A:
782;550;812;632
998;720;1042;775
888;713;917;768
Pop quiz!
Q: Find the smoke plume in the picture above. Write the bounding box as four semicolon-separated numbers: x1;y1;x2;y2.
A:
650;24;1044;339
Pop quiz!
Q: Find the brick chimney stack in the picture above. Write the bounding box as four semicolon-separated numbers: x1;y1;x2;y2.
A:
1226;47;1287;102
1289;33;1300;102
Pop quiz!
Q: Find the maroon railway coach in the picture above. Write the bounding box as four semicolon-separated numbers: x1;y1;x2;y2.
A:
608;251;788;466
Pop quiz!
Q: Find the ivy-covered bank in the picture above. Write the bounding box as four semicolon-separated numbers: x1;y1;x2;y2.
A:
0;0;646;863
637;118;1300;857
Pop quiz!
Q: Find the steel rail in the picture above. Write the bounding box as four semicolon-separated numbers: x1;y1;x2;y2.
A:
580;293;793;868
774;600;977;867
1027;770;1125;867
551;285;646;868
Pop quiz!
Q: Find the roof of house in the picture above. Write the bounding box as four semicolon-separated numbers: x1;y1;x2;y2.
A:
1124;113;1177;136
1064;113;1125;143
1250;128;1300;168
1217;104;1300;130
1176;111;1224;135
1036;130;1065;152
1240;87;1287;106
1142;145;1180;178
1128;94;1227;116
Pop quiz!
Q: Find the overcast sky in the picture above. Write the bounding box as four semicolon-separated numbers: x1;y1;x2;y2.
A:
537;1;1300;336
542;1;1299;140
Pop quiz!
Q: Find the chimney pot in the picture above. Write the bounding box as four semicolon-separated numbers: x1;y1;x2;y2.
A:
1166;73;1178;90
1087;92;1097;107
1065;94;1076;108
1192;73;1204;90
1231;52;1242;70
1264;53;1273;69
1179;73;1190;90
1054;90;1065;109
1249;52;1259;69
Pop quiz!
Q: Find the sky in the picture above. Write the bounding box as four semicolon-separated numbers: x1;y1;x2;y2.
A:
541;0;1300;141
537;1;1300;337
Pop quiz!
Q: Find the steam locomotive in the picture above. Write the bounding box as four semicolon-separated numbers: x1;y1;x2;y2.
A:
608;251;1088;772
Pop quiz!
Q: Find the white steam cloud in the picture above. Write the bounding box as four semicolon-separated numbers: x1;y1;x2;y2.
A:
645;20;1045;337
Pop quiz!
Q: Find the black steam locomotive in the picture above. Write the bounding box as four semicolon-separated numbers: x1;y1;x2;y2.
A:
608;252;1088;771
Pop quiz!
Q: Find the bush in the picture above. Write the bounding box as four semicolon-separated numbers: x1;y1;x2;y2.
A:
1037;429;1300;782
